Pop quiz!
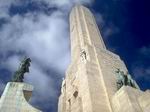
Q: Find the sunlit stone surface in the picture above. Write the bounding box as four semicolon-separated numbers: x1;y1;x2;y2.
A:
0;82;41;112
58;5;150;112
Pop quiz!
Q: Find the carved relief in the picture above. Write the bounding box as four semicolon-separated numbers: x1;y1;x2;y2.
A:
115;68;139;90
80;49;87;63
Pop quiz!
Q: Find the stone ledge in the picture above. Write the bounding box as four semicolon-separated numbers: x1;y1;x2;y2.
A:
0;82;41;112
112;86;150;112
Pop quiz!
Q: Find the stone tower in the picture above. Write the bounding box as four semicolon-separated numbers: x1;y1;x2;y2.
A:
58;5;150;112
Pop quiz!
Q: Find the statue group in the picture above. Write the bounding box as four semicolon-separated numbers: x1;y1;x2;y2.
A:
12;57;31;82
115;68;139;90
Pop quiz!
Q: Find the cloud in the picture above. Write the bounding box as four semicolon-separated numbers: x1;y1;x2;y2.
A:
25;63;57;104
139;46;150;58
0;0;21;18
0;10;70;111
0;0;93;111
0;11;70;72
132;66;150;80
131;46;150;82
34;0;93;7
94;13;105;28
102;25;119;39
94;11;119;43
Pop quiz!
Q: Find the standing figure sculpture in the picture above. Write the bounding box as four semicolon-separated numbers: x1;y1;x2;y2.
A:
126;72;139;89
12;57;31;82
115;69;124;90
115;68;139;90
80;49;87;62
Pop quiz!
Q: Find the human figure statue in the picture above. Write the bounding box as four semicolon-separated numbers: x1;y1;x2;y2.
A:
126;72;139;89
115;68;139;90
115;69;124;90
80;49;87;62
61;78;66;94
12;57;31;82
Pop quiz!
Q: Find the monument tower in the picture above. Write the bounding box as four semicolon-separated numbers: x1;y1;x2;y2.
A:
58;5;150;112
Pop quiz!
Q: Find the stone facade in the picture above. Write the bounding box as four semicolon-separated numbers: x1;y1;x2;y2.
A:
58;5;150;112
0;82;41;112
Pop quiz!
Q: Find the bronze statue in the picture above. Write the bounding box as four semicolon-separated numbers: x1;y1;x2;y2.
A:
115;68;139;90
115;68;124;90
126;72;139;89
12;57;31;82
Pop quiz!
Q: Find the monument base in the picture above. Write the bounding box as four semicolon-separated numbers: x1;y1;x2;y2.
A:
0;82;41;112
112;86;150;112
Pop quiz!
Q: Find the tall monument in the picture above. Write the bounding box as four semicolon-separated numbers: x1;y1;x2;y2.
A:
58;5;150;112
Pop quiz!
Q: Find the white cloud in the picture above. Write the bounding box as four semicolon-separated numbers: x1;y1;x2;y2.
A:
0;11;70;110
131;46;150;81
0;0;93;17
0;11;70;72
5;55;20;71
139;46;150;57
94;13;104;27
25;63;57;103
34;0;93;7
94;12;119;44
132;66;150;81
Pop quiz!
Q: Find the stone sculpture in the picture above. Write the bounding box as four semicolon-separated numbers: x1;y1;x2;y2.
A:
80;49;87;62
115;68;139;90
12;57;31;82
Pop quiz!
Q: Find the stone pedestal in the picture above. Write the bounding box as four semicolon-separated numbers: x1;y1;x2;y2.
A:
138;90;150;112
0;82;41;112
112;86;150;112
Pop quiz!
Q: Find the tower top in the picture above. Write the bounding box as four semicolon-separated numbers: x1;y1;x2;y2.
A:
70;5;106;49
69;5;106;61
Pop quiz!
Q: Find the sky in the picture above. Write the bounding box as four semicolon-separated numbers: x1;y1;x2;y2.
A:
0;0;149;112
